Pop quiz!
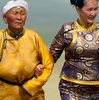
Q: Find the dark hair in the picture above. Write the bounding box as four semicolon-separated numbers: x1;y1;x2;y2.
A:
70;0;84;8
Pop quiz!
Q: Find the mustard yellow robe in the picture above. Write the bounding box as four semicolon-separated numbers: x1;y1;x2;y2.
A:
0;28;54;100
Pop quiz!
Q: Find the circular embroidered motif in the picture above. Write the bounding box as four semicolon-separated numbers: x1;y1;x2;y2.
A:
76;46;84;54
85;34;93;41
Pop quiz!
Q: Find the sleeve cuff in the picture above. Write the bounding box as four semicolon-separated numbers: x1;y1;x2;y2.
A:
22;86;33;97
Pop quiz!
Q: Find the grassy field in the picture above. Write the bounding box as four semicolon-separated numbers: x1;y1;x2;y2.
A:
43;53;64;100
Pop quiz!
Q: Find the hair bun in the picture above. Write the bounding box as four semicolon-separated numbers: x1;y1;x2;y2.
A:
70;0;76;5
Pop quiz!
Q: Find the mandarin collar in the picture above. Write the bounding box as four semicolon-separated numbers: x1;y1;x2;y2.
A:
6;28;24;39
73;17;97;33
77;17;93;29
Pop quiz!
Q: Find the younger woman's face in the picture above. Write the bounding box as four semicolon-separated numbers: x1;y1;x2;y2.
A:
76;0;98;25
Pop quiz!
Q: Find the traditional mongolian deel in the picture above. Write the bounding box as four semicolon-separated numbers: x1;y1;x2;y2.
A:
0;0;54;99
50;17;99;99
0;28;54;100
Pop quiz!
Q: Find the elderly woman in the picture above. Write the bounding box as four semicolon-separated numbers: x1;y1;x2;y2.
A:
0;0;54;100
36;0;99;100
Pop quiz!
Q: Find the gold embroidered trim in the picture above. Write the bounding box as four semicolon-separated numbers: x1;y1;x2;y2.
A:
60;75;99;85
66;29;77;50
66;17;97;50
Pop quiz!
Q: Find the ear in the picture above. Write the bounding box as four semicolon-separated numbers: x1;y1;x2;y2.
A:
3;14;8;24
76;6;81;15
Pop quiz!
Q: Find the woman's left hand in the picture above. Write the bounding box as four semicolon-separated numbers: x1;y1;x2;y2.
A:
35;64;44;77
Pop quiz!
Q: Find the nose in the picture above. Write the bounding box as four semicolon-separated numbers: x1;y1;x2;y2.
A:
91;11;95;16
17;14;21;19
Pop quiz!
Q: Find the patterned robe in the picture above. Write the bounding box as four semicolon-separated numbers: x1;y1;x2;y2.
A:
50;17;99;100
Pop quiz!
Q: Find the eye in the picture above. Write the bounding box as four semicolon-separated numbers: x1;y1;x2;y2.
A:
21;12;25;15
86;6;98;12
20;11;26;15
13;11;18;15
94;7;98;11
86;8;93;11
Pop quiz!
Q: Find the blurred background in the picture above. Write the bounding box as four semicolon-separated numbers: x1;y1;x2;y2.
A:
0;0;99;100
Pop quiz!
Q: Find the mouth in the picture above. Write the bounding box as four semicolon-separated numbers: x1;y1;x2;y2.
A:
16;21;22;24
15;22;23;26
89;16;95;20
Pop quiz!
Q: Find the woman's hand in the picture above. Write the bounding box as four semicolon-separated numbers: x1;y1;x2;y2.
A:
35;64;44;77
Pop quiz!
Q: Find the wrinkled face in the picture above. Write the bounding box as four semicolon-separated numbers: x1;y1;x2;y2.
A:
76;0;98;24
3;7;27;32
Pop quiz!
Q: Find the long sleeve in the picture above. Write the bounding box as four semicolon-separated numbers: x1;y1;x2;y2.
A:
22;30;54;96
49;23;73;63
49;25;65;63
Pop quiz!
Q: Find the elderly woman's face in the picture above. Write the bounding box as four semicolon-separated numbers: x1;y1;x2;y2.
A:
3;7;27;32
76;0;98;25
